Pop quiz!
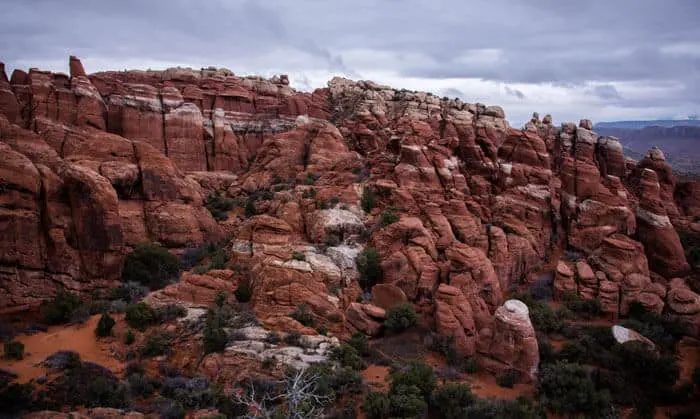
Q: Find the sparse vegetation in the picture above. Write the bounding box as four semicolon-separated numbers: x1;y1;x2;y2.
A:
356;247;382;289
203;305;229;355
496;369;520;388
430;383;475;419
291;304;315;327
3;340;24;360
124;330;136;345
561;290;602;319
125;302;158;331
384;303;418;334
41;289;82;325
361;187;376;212
122;244;181;290
140;331;173;358
205;191;234;221
330;344;367;370
538;361;614;418
379;206;399;226
291;252;306;261
95;313;116;338
235;281;252;303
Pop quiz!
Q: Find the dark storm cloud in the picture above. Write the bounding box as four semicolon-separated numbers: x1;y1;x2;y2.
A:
0;0;699;120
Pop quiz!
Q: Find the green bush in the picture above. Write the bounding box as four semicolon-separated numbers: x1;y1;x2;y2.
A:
315;325;328;336
538;361;613;417
156;304;187;322
356;247;382;289
465;397;545;419
363;391;391;419
511;291;564;333
496;369;520;388
330;344;367;370
291;252;306;261
244;196;256;217
203;307;228;354
384;303;417;334
234;282;252;303
124;330;136;345
348;332;370;356
95;314;116;338
361;187;376;213
122;244;180;290
3;340;24;360
379;206;399;226
389;384;428;418
125;302;157;331
291;304;315;327
390;361;437;399
205;191;234;221
140;331;172;358
430;383;475;419
41;289;82;325
284;331;302;346
561;291;602;319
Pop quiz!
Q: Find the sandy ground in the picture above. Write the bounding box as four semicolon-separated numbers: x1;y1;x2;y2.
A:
1;314;124;382
362;364;390;391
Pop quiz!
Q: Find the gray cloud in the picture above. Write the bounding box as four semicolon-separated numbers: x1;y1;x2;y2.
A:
505;86;526;100
0;0;699;122
587;84;623;101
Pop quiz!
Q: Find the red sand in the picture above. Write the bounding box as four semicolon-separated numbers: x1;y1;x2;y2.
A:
1;314;124;382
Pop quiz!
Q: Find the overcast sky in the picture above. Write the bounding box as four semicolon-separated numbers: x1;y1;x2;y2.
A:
1;0;699;125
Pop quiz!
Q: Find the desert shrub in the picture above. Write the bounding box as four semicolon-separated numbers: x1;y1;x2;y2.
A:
42;350;82;371
291;251;306;261
205;191;234;221
315;325;328;335
430;383;475;419
538;361;613;417
496;369;520;388
379;206;399;226
364;391;391;419
0;380;38;416
316;199;328;209
305;362;364;399
330;344;367;370
324;233;342;246
69;304;91;324
291;304;315;327
3;340;24;360
361;187;377;212
47;361;130;409
510;291;564;333
561;291;602;318
348;332;370;356
429;333;459;365
622;302;686;352
390;361;437;399
140;331;172;358
124;330;136;345
159;400;186;419
156;304;187;322
203;308;228;354
389;384;428;418
125;302;157;330
126;372;159;398
109;281;148;303
612;341;681;404
383;303;417;334
109;299;128;313
41;289;82;325
284;331;302;346
234;282;252;303
95;313;115;338
329;196;341;207
464;397;545;419
356;247;382;289
244;196;256;217
122;244;180;290
265;332;281;344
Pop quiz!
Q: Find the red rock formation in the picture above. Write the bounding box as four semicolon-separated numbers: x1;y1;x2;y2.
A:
478;299;539;381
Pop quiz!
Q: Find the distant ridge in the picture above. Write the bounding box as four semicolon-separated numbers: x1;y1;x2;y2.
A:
595;119;700;129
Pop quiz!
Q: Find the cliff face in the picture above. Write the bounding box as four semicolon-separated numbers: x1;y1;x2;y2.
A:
1;57;699;348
